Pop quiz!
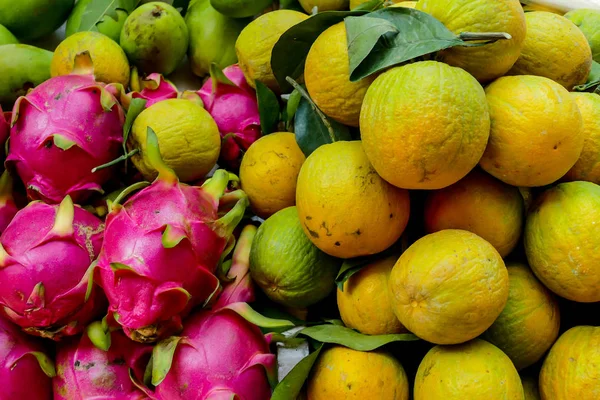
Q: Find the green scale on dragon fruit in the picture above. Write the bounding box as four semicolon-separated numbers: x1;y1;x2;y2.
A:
6;54;124;204
198;64;261;171
0;196;106;340
0;313;55;399
147;225;276;400
53;326;152;400
96;127;249;343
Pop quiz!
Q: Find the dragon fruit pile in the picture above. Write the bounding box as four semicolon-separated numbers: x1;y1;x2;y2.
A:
0;46;287;397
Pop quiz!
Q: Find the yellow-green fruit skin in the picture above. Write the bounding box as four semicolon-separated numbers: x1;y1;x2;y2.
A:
120;2;189;75
484;263;560;370
299;0;349;13
524;181;600;302
563;93;600;184
540;326;600;400
307;346;409;400
389;229;508;345
414;339;524;400
416;0;526;82
479;75;584;187
185;0;248;77
522;375;541;400
565;9;600;63
0;44;53;108
360;61;490;190
0;25;18;45
508;12;592;90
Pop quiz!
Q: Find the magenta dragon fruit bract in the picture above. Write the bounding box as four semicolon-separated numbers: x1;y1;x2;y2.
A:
6;58;125;204
0;196;106;340
0;314;55;399
0;170;18;234
96;127;249;343
150;225;276;400
198;64;261;170
129;73;179;109
54;325;152;400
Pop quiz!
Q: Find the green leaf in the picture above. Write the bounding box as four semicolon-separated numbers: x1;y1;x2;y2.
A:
285;89;302;122
574;60;600;92
352;0;385;11
123;98;147;154
346;7;507;81
271;10;369;92
172;0;191;15
75;0;139;33
256;80;281;135
271;344;324;400
288;78;351;156
52;134;77;151
299;324;419;351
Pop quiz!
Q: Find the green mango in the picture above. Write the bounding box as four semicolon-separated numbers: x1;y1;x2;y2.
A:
0;44;53;108
210;0;272;18
65;0;130;44
0;25;18;46
0;0;74;41
186;0;249;77
565;9;600;63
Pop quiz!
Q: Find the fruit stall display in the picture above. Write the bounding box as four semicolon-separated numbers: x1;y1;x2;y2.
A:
0;0;599;398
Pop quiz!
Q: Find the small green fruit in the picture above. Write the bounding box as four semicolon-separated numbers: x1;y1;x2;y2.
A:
185;0;249;77
0;44;53;108
120;2;189;75
250;206;342;308
0;0;74;41
565;9;600;63
210;0;272;18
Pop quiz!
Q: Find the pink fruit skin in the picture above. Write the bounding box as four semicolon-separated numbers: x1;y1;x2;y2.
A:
6;74;124;204
54;330;152;400
0;315;52;399
131;73;178;108
198;64;261;170
0;172;18;235
96;179;228;343
0;199;106;340
155;309;275;400
153;226;275;400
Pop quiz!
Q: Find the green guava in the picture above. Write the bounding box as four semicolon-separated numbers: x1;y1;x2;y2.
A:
0;25;17;45
185;0;249;77
120;2;189;75
249;206;342;309
210;0;273;18
66;0;130;44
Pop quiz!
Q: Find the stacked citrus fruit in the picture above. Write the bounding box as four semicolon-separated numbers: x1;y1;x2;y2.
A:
0;0;599;399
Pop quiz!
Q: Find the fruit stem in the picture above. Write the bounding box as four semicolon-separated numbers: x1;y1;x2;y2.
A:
91;149;139;173
110;182;151;211
145;127;178;185
201;170;237;202
214;191;249;239
459;32;512;41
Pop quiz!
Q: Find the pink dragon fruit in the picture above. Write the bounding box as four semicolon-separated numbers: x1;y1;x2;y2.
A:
96;127;249;343
53;325;152;400
0;170;18;234
0;314;54;399
6;63;125;204
149;225;276;400
0;196;106;339
198;64;261;170
129;73;179;109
